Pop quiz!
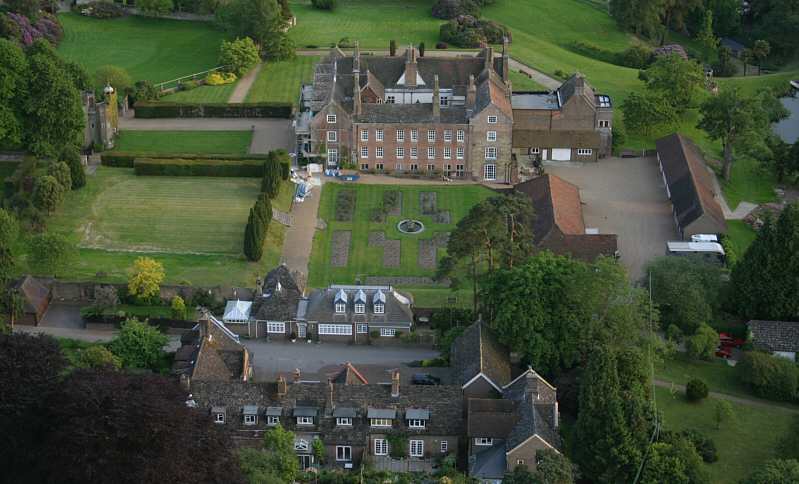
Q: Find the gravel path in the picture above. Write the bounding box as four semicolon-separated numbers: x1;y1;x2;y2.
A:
227;62;263;103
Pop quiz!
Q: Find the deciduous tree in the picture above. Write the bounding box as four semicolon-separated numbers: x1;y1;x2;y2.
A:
743;459;799;484
28;232;75;276
170;295;187;320
643;54;705;112
259;424;299;482
76;345;122;370
696;9;718;62
93;64;133;95
752;39;770;74
60;145;86;189
685;323;719;360
31;174;65;212
47;160;72;191
640;436;709;484
0;39;28;149
621;91;679;135
127;256;165;302
216;0;294;60
219;37;260;76
108;318;168;370
714;399;734;429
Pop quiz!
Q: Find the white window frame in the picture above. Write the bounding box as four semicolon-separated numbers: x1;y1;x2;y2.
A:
327;149;338;164
335;302;346;314
485;147;497;160
410;128;418;142
408;419;426;429
297;416;314;425
380;328;396;337
374;439;388;456
356;323;368;333
427;147;435;160
295;439;309;451
336;446;352;462
374;303;384;314
386;95;395;104
487;115;498;124
376;129;384;142
360;163;369;171
443;129;452;142
244;414;257;425
456;129;465;142
370;418;392;427
456;164;464;176
440;441;448;453
440;96;449;106
409;440;424;458
326;114;337;124
487;131;497;142
319;324;352;336
395;162;403;171
483;164;496;181
529;147;540;154
361;129;369;142
376;162;384;171
577;148;593;156
267;416;280;426
336;417;352;426
355;303;365;314
396;147;405;159
598;120;610;128
376;147;384;159
327;130;337;142
516;459;525;466
360;146;368;159
214;413;225;424
396;129;405;141
427;163;435;172
456;147;464;159
267;322;285;334
427;130;436;142
410;147;418;159
475;438;493;446
443;147;451;160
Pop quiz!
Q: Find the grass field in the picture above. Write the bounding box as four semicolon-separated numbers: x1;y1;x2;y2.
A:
245;56;319;105
308;183;494;303
656;387;795;483
38;168;287;286
509;69;548;91
160;83;238;103
656;353;751;400
58;13;226;83
726;220;758;257
113;131;252;155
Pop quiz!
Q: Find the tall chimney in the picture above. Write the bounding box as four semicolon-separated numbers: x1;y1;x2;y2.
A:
198;308;211;341
353;41;362;115
404;45;417;88
327;378;334;411
484;46;493;71
501;37;509;82
391;369;400;398
293;368;301;384
432;75;440;120
466;75;476;109
277;374;287;397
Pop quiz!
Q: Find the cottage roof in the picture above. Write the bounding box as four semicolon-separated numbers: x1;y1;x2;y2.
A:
301;285;413;326
332;407;358;418
242;405;259;415
467;399;518;438
329;362;369;385
450;322;512;389
251;265;303;322
175;315;249;382
748;320;799;353
367;408;397;419
656;133;727;234
266;406;283;416
470;444;507;480
13;275;50;316
406;408;430;420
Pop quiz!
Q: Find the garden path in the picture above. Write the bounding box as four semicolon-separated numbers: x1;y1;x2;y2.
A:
654;379;799;414
227;62;263;103
705;165;758;219
280;178;324;277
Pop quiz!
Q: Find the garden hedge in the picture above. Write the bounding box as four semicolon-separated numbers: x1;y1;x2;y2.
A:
102;152;269;168
133;158;265;177
133;101;294;119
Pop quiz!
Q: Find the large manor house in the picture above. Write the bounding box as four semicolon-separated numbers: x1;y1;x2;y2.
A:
297;42;613;183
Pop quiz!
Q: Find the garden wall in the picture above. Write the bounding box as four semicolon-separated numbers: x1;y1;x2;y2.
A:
101;152;269;168
134;102;294;119
49;279;253;305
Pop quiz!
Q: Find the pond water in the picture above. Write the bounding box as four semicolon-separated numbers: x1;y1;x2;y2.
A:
773;92;799;144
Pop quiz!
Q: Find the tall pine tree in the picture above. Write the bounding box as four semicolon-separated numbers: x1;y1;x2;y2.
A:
261;152;281;198
243;208;264;261
572;347;642;483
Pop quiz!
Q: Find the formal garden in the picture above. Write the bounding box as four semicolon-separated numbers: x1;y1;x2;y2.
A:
113;130;253;155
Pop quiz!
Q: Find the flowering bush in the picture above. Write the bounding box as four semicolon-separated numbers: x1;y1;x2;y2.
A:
4;12;63;47
205;72;237;86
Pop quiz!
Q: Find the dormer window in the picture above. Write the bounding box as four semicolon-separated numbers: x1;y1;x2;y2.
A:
374;303;384;314
355;303;365;314
297;416;314;425
337;417;352;426
487;115;497;124
327;114;337;123
475;438;493;446
336;302;346;314
406;409;429;429
370;418;392;427
214;413;225;424
408;419;426;429
373;289;386;314
244;414;257;425
243;406;259;425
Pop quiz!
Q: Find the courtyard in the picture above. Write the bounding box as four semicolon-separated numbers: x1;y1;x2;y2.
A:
546;156;678;279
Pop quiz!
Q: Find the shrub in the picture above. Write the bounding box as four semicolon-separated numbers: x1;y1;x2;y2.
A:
102;152;269;167
134;158;265;177
686;378;709;402
219;37;260;76
138;0;174;17
436;41;448;49
205;71;237;86
680;429;718;463
337;37;356;48
686;323;718;360
737;351;799;402
131;80;160;104
432;0;480;19
133;101;293;119
666;324;683;342
180;80;199;91
569;41;619;65
47;161;72;191
418;42;425;57
620;45;653;68
76;1;126;19
31;175;64;213
311;0;336;10
5;11;63;47
93;65;133;95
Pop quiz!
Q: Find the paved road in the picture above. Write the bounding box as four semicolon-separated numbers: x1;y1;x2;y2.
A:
507;58;560;90
228;62;263;103
654;379;799;414
546;156;678;280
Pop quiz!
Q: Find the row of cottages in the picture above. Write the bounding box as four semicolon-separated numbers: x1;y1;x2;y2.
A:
655;133;727;240
296;43;613;184
176;318;562;481
222;265;414;343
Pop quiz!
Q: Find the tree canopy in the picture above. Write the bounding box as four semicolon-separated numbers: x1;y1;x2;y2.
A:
216;0;294;60
127;256;165;302
107;318;168;370
742;459;799;484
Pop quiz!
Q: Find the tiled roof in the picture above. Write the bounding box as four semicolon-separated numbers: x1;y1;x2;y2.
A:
301;285;413;327
467;399;518;438
515;174;585;242
251;265;303;322
450;322;512;388
175;315;249;382
328;362;369;385
747;320;799;353
539;233;619;262
656;134;727;234
14;275;50;316
354;103;468;124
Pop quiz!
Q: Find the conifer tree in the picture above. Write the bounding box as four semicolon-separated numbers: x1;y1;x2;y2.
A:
243;208;263;261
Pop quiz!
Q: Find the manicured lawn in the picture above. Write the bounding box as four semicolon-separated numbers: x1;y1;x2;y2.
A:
58;13;226;83
37;168;286;286
725;220;758;258
308;183;494;289
113;131;252;155
273;179;296;213
288;0;441;49
160;83;238;103
656;387;795;483
245;56;319;105
655;353;751;399
509;69;548;91
721;156;779;209
403;287;475;309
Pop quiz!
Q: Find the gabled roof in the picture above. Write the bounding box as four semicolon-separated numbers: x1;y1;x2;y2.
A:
515;174;585;243
747;320;799;353
656;134;727;234
13;275;50;316
450;322;512;389
251;265;303;322
179;314;250;382
301;285;413;326
467;398;518;438
328;362;369;385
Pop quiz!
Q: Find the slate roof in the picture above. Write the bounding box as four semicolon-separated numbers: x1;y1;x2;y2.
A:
540;233;619;262
467;399;518;438
354;103;469;125
300;285;413;327
250;265;303;322
450;322;512;389
13;275;50;316
470;444;507;480
328;362;369;385
748;320;799;353
656;134;727;235
173;314;249;382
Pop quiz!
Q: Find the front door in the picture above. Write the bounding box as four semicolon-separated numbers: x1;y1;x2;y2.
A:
298;454;313;470
542;149;548;160
297;324;307;339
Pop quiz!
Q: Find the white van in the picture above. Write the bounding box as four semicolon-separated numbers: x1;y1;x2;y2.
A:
690;234;719;243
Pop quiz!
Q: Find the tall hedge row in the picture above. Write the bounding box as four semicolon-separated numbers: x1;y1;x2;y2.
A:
102;152;269;168
133;102;294;119
133;158;265;177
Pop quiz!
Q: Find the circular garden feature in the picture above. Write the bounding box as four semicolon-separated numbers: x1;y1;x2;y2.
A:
397;219;425;234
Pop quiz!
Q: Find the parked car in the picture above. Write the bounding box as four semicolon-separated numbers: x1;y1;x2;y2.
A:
411;373;441;385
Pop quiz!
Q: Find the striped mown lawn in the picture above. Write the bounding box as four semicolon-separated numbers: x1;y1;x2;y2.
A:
160;83;238;103
245;56;319;105
113;131;252;155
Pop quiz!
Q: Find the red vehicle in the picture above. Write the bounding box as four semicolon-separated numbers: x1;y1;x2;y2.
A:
715;346;732;359
718;332;745;348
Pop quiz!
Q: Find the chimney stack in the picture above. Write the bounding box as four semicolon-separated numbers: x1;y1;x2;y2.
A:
432;75;440;120
466;75;476;109
293;368;301;384
327;378;334;411
501;37;509;82
277;374;287;397
484;46;493;71
198;308;211;341
353;42;362;115
391;369;400;398
404;45;417;88
255;277;263;296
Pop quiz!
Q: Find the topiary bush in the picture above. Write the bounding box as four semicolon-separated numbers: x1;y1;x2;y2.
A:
686;378;709;402
133;158;265;177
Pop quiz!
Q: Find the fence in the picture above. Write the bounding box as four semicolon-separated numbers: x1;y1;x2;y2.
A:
154;66;226;92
